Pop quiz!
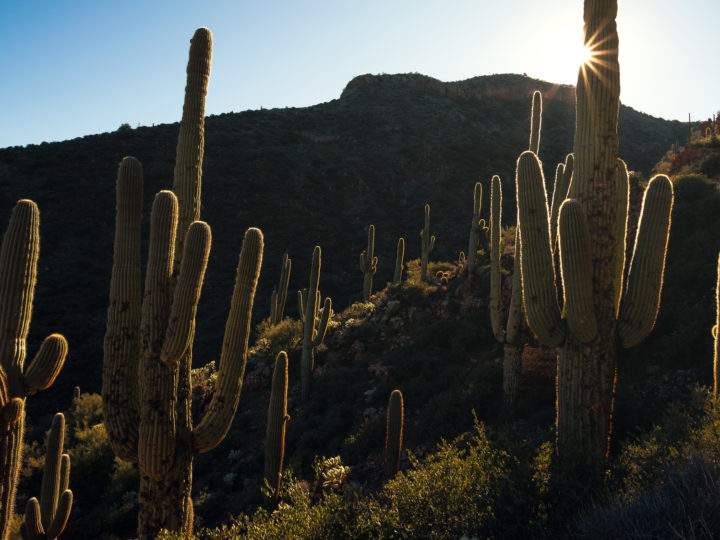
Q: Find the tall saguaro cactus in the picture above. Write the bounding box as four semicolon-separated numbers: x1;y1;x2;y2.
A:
20;413;73;540
0;200;68;540
299;246;331;401
270;252;291;326
420;204;435;282
359;225;378;301
516;0;673;477
102;28;265;539
466;182;487;275
264;351;290;498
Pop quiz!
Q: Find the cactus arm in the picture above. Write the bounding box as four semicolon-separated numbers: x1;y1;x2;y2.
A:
529;90;542;154
489;175;506;343
613;158;630;316
22;498;43;539
385;389;404;480
264;351;289;497
161;221;212;369
193;228;263;454
59;454;69;494
23;334;68;396
504;228;524;345
393;238;405;284
558;200;598;343
46;491;72;540
172;28;212;266
312;298;332;347
617;174;673;348
102;157;143;462
549;154;575;252
516;151;565;346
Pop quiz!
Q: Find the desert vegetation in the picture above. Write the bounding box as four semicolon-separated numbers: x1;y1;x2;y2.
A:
1;0;719;538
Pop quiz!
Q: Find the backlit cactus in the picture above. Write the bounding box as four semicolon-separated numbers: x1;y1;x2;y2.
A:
385;389;404;480
714;252;720;400
393;238;405;284
516;0;673;476
0;200;68;540
102;28;265;540
420;204;435;282
359;225;378;301
270;252;291;326
264;351;290;498
20;413;72;540
466;182;487;275
299;246;332;401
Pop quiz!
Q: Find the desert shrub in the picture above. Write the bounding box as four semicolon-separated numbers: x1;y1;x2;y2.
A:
700;151;720;178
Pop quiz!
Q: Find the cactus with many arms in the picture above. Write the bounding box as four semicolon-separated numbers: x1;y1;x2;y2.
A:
0;200;68;540
20;413;72;540
359;225;378;301
270;252;291;326
466;182;488;276
102;28;265;539
516;0;673;477
393;238;405;284
299;246;332;401
264;351;290;498
385;389;404;480
420;204;435;281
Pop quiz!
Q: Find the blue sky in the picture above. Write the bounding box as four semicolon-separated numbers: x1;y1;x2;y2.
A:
1;0;718;148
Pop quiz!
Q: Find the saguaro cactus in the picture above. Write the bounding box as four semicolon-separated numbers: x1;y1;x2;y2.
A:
359;225;378;301
393;238;405;284
270;252;291;326
516;0;673;477
714;252;720;401
385;389;404;480
0;200;68;540
264;351;290;498
466;182;488;275
299;246;331;401
20;413;72;540
420;204;435;282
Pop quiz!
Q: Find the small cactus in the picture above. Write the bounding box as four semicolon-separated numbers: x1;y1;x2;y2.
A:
359;225;378;301
385;389;404;480
420;204;435;282
270;252;291;326
393;238;405;284
466;182;488;275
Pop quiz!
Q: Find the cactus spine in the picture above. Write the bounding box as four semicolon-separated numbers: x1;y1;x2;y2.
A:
466;182;487;275
102;29;265;539
270;252;291;326
393;238;405;284
359;225;378;301
385;389;404;480
20;413;72;540
299;246;331;401
420;204;435;282
516;0;673;477
0;200;68;540
264;351;290;498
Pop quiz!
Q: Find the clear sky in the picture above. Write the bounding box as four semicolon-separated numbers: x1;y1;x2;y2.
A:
1;0;718;148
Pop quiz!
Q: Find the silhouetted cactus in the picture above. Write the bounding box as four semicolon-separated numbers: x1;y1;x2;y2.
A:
466;182;488;275
359;225;378;301
715;252;720;401
270;252;291;326
299;246;332;401
102;28;265;540
516;0;673;477
0;200;68;540
20;413;72;540
393;238;405;284
529;90;542;154
264;351;290;498
420;204;435;282
385;389;404;480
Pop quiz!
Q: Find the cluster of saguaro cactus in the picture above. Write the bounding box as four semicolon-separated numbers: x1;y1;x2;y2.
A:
466;182;488;276
393;238;405;284
20;413;72;540
299;246;332;401
102;29;265;539
385;389;404;480
264;351;290;498
359;225;378;301
516;0;673;477
0;200;68;540
420;204;435;281
270;252;291;326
